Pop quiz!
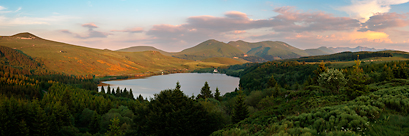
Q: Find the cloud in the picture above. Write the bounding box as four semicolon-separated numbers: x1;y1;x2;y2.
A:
15;7;21;12
111;27;143;33
145;7;361;47
271;6;360;32
0;6;5;10
82;23;98;29
60;23;111;39
359;12;409;31
338;0;409;22
0;15;78;25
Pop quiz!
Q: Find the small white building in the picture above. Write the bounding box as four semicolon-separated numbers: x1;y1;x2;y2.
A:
213;69;218;73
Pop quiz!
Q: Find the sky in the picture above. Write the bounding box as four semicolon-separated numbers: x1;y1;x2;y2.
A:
1;0;409;52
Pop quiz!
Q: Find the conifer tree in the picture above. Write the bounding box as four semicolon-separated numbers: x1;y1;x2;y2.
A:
267;74;277;88
116;87;120;96
107;85;111;94
200;81;213;98
137;94;144;102
214;87;221;101
129;89;134;99
123;88;128;97
112;89;115;95
176;81;181;90
100;86;105;94
106;117;123;136
232;90;248;123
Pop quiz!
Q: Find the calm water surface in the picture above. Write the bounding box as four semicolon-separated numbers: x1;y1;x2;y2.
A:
99;73;239;99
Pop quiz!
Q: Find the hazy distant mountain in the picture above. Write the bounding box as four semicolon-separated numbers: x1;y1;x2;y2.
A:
316;46;389;53
228;40;309;60
172;39;244;60
304;49;332;56
117;46;172;56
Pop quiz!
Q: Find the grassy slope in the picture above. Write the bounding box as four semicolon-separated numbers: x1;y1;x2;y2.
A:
116;46;173;56
201;57;248;65
0;33;226;76
173;39;244;60
227;40;309;60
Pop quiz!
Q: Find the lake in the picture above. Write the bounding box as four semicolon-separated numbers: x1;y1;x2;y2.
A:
98;73;240;99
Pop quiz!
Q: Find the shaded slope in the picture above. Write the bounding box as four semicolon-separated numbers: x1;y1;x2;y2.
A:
173;39;244;60
201;57;247;65
228;40;309;60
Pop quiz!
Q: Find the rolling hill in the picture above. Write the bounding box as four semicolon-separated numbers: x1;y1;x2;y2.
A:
172;39;244;60
227;40;310;60
116;46;172;56
0;32;233;76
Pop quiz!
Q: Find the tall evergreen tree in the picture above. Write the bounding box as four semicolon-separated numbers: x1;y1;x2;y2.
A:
116;87;120;96
137;94;144;102
129;89;134;99
176;81;181;90
107;85;111;95
267;74;277;88
232;90;248;123
214;87;221;101
123;88;128;97
100;86;105;94
112;89;115;95
200;81;213;98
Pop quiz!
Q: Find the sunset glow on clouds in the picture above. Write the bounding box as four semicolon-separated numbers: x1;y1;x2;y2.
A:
0;0;409;51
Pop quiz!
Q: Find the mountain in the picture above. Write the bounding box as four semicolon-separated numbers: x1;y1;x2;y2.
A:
116;46;172;56
228;40;309;60
304;49;332;56
172;39;244;60
315;46;389;53
0;33;231;76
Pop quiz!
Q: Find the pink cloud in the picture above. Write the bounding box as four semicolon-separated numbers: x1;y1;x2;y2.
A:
82;23;98;29
111;27;144;33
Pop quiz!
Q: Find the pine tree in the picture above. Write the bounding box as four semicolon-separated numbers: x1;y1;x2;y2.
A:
232;90;248;123
112;88;115;95
107;85;111;95
116;87;120;96
200;81;213;98
106;117;123;136
101;86;105;94
176;81;181;90
129;89;135;99
267;74;277;88
88;111;100;134
214;87;221;101
123;88;128;97
137;94;144;102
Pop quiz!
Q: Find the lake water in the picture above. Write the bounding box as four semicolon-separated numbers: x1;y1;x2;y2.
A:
98;73;240;99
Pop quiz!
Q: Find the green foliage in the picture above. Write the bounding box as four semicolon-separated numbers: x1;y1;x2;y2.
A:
232;91;249;123
200;81;213;98
133;88;220;136
105;117;123;136
215;87;221;101
318;68;347;93
267;74;277;88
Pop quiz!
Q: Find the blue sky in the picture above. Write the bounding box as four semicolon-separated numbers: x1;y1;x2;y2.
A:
1;0;409;51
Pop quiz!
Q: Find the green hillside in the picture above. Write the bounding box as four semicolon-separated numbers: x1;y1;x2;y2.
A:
201;57;247;65
227;40;309;60
0;33;226;76
116;46;173;56
173;39;244;60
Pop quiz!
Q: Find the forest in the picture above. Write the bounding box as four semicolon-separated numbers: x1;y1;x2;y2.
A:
2;44;409;135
